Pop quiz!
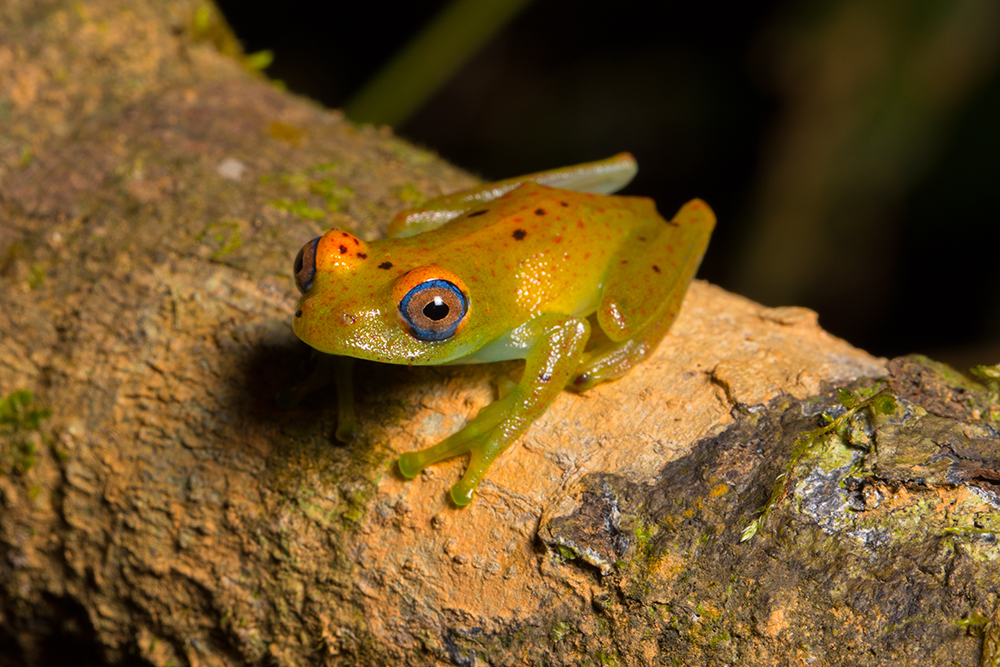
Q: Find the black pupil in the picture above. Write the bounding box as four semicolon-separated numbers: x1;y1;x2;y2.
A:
294;247;304;275
423;297;450;321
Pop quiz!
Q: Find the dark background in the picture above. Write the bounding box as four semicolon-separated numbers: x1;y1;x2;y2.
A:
215;0;1000;367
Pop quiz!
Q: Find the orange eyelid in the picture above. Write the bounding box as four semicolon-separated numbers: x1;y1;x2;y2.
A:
315;230;371;272
391;265;468;305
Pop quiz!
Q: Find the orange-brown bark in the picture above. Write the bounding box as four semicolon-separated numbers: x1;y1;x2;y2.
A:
2;2;998;666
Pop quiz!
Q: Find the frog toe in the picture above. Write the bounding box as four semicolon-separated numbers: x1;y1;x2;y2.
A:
398;428;475;479
449;447;496;506
398;432;495;506
334;415;360;443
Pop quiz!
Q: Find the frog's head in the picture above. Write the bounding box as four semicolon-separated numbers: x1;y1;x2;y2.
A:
291;229;474;364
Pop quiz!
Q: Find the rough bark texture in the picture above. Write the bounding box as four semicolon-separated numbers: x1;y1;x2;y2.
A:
2;1;999;666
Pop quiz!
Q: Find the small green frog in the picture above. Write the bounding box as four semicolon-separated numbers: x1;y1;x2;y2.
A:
291;153;714;505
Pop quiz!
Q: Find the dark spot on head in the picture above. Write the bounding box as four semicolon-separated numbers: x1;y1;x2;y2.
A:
357;253;367;259
652;265;661;273
341;232;349;236
352;237;359;244
638;236;647;242
666;219;679;227
338;245;348;254
512;229;527;241
534;208;546;216
560;201;569;207
621;259;628;264
295;309;303;318
468;209;488;217
378;261;393;270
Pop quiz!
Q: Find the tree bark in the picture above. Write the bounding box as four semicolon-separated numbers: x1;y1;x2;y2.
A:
2;2;998;666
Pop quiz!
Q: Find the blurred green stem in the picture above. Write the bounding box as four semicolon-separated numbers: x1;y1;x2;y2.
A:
345;0;535;128
734;0;1000;307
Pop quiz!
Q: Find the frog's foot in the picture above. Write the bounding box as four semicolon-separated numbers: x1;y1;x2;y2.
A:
569;286;687;392
398;396;513;506
401;313;591;506
333;406;360;442
569;336;651;392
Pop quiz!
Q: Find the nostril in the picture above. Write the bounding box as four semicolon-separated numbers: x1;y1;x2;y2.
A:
294;237;321;293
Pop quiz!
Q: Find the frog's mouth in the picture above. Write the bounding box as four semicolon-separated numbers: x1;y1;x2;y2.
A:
292;295;472;365
292;294;363;355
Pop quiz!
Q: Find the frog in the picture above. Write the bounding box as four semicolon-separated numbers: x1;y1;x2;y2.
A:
290;153;714;506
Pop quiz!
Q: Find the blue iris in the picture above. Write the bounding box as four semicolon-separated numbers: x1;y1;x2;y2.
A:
399;279;468;342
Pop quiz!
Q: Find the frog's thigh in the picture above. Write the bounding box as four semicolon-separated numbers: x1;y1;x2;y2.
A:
597;198;715;342
400;313;591;505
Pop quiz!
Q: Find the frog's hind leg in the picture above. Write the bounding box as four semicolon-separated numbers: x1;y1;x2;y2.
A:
387;153;638;238
572;198;714;391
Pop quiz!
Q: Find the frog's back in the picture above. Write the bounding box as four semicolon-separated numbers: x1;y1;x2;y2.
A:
422;184;662;321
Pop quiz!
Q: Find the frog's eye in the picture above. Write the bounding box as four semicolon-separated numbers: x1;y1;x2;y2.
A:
294;237;320;293
398;279;469;342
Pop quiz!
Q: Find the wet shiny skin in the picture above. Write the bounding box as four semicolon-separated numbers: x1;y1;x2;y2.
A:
291;154;714;505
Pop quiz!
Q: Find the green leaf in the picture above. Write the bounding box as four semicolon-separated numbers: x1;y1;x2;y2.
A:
957;611;991;627
837;387;858;409
971;364;1000;382
873;394;897;415
740;519;760;543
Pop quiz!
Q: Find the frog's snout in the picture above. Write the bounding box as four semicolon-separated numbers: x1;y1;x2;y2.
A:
293;236;320;294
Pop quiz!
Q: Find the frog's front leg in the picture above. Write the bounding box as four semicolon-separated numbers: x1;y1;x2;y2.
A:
276;354;359;442
398;313;591;506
